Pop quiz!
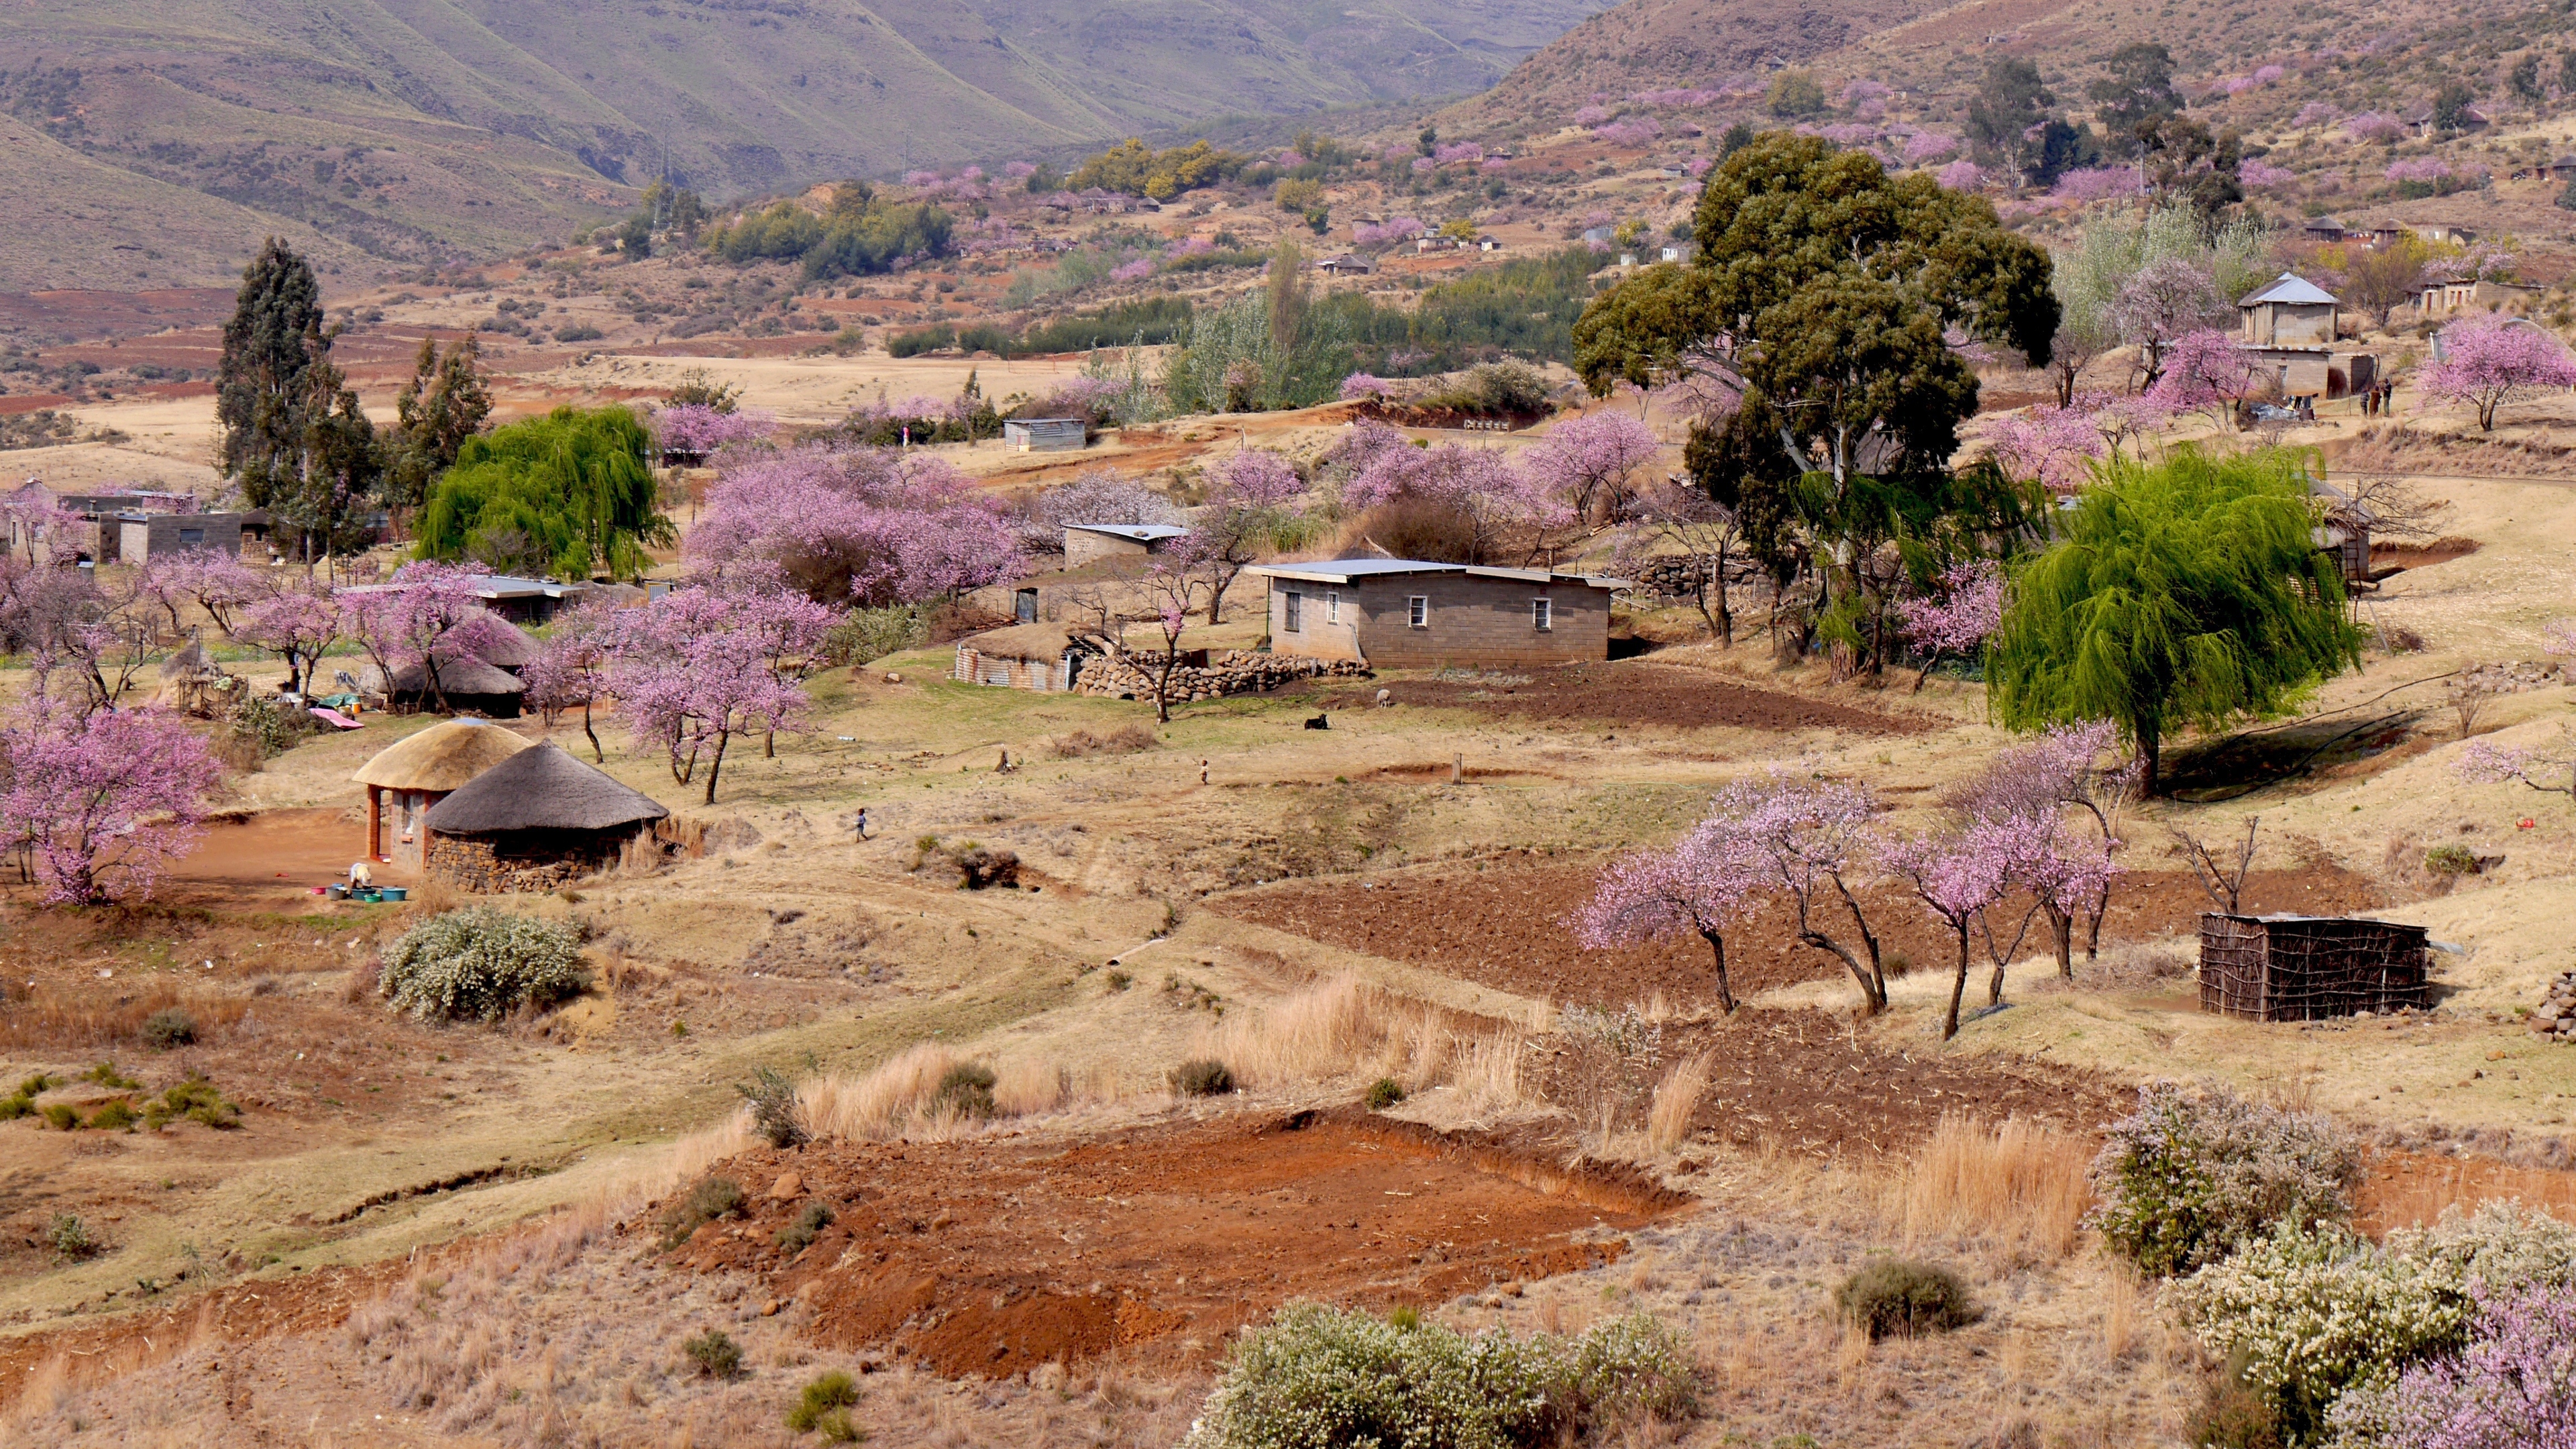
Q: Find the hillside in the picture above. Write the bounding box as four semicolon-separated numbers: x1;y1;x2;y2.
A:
0;0;1607;292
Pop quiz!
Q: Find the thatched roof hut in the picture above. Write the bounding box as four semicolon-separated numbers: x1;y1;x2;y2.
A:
464;612;541;672
422;743;670;892
388;655;527;717
352;718;533;865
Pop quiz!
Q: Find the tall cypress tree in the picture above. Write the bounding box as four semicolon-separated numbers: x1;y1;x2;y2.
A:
384;336;494;512
217;238;327;508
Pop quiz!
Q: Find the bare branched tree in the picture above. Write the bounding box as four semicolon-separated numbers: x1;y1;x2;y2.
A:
2171;815;2260;914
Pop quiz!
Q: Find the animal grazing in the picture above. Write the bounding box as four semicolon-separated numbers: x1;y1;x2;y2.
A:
1303;713;1330;731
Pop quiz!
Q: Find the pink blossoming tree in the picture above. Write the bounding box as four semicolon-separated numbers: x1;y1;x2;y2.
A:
339;561;523;713
1894;559;2007;691
2145;328;2259;431
1982;405;2105;495
237;583;346;698
521;599;619;760
140;549;272;639
654;405;775;464
687;445;1022;606
0;700;221;904
604;582;832;802
1576;812;1762;1012
1184;449;1307;625
1884;820;2018;1040
2418;316;2576;431
1522;411;1661;524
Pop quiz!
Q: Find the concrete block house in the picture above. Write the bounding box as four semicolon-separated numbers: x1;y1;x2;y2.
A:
1248;559;1628;668
1062;523;1188;568
2237;273;2376;399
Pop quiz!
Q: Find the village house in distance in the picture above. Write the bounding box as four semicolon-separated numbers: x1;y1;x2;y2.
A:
1248;558;1627;667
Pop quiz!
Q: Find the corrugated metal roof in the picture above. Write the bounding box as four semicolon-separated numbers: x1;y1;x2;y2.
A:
1246;558;1631;588
2243;272;2340;306
1065;523;1189;541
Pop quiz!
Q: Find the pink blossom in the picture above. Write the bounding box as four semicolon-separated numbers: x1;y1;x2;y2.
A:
902;170;941;187
1003;161;1037;180
1937;160;1985;191
0;700;220;905
1110;258;1155;282
687;445;1022;604
1576;812;1764;1011
1840;79;1892;109
2145;328;2259;425
1276;151;1306;168
2294;101;2339;127
140;549;270;637
1352;217;1424;248
1411;157;1434;174
1627;88;1718;107
2053;166;2147;201
2240;160;2297;188
2346;111;2408;143
2343;1284;2576;1447
1896;559;2007;663
1203;448;1305;510
1818;123;1880;146
2418;315;2576;430
1904;131;1962;165
1433;142;1485;165
655;404;775;461
2252;64;2286;84
1168;236;1215;258
1686;157;1713;178
601;581;832;804
1572;105;1611;126
1595;118;1664;147
1339;372;1394;401
1982;405;2106;492
2387;157;2454;182
1522;411;1660;521
238;583;345;697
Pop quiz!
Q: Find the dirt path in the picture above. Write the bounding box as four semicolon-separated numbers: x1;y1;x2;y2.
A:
665;1108;1682;1377
1326;659;1935;734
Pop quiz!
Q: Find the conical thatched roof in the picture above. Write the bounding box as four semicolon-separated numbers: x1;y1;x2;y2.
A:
158;635;216;682
461;613;539;670
352;718;533;791
388;656;527;698
423;743;670;834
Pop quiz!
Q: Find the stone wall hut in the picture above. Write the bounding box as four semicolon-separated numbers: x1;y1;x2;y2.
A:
352;718;532;867
953;624;1094;691
421;743;670;892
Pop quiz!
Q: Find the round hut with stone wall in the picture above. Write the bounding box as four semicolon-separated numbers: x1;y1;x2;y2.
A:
352;718;533;868
422;742;670;893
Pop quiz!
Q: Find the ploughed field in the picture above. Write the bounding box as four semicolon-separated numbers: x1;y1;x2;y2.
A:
655;1108;1684;1377
1328;659;1937;733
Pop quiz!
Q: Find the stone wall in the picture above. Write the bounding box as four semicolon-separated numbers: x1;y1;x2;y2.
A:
427;829;632;894
1075;649;1368;704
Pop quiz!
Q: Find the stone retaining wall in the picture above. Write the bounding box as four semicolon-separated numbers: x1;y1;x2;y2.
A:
1075;649;1370;704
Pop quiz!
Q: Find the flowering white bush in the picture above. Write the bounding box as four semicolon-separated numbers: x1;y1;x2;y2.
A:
2088;1083;2363;1276
2175;1203;2576;1444
1184;1304;1695;1448
380;906;590;1021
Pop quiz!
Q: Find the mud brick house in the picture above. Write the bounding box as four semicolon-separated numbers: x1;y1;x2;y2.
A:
1002;418;1087;453
954;624;1092;691
422;742;669;892
1248;559;1629;668
352;718;533;868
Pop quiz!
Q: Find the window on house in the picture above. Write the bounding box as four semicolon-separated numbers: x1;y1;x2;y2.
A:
1283;590;1303;631
178;528;205;547
1325;590;1340;624
1407;595;1429;628
1532;597;1552;631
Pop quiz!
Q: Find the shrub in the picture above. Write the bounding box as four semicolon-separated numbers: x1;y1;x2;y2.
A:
88;1099;138;1130
1184;1304;1697;1448
777;1201;834;1254
1047;723;1159;757
42;1103;78;1131
788;1370;861;1432
932;1062;998;1118
1833;1258;1982;1340
2424;843;2478;877
48;1213;97;1259
684;1328;743;1379
660;1177;747;1250
0;1094;30;1122
951;845;1020;890
1171;1059;1235;1097
741;1065;810;1147
380;906;591;1021
2330;1282;2576;1448
821;603;930;666
147;1077;240;1130
1184;1303;1565;1448
2089;1083;2363;1276
1363;1077;1405;1110
142;1008;198;1049
17;1073;52;1097
85;1061;140;1089
2184;1357;2286;1449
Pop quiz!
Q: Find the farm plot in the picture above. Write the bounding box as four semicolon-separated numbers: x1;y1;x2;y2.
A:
1327;660;1933;733
660;1108;1682;1377
1213;858;2392;1013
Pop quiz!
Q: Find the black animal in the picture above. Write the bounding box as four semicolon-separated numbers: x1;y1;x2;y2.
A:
1303;712;1330;731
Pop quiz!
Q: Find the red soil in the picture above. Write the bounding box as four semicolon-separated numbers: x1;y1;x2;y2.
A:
661;1108;1682;1377
1327;661;1933;733
1214;858;2390;1012
168;806;416;908
2358;1147;2576;1234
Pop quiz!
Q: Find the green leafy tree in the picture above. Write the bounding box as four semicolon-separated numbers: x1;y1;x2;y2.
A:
385;337;494;513
417;407;674;581
2430;78;2480;134
1574;133;2056;673
2511;53;2546;105
2133;115;2243;226
2090;42;2183;154
216;237;327;508
615;213;653;259
1988;448;2362;794
274;348;384;570
1070;139;1236;199
1966;58;2057;176
1766;71;1827;119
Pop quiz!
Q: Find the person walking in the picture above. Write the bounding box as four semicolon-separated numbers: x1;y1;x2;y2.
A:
854;806;870;841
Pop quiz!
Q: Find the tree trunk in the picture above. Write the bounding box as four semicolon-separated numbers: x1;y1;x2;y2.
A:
1799;928;1885;1016
1700;928;1737;1015
1205;572;1231;626
1831;875;1888;1006
1943;921;1970;1042
702;729;731;806
582;698;604;763
2047;904;2074;979
764;729;775;759
2137;729;2159;798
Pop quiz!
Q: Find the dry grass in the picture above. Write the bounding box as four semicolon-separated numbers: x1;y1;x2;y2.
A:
800;1043;965;1140
1201;975;1529;1110
1890;1113;2094;1259
1646;1052;1714;1155
0;983;252;1051
1048;723;1159;758
994;1058;1067;1116
2362;1154;2576;1232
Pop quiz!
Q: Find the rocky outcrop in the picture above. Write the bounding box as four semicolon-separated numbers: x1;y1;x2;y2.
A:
2532;971;2576;1040
1075;650;1370;703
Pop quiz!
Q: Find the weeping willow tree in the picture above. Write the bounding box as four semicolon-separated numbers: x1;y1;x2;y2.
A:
1987;447;2361;795
417;406;673;581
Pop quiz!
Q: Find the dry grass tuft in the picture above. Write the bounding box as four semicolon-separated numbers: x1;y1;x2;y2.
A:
800;1043;963;1140
1049;722;1159;757
0;983;252;1051
1892;1113;2093;1258
1203;975;1529;1109
994;1058;1067;1116
1646;1052;1714;1155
